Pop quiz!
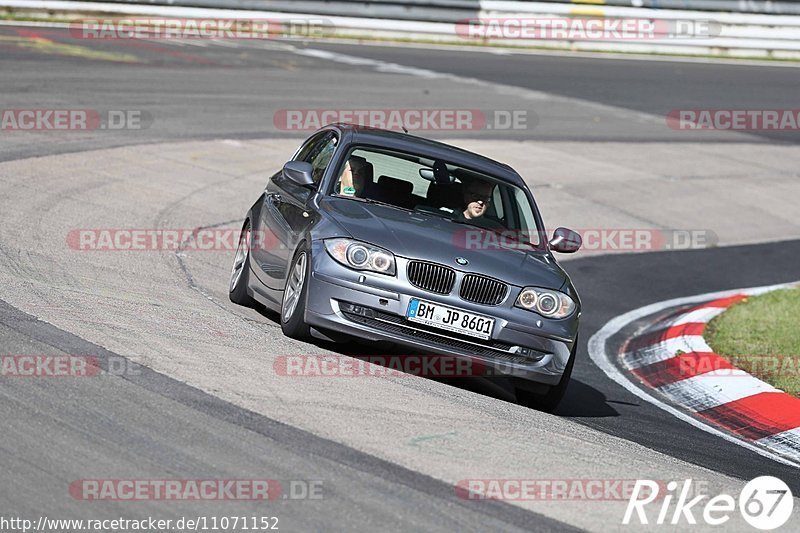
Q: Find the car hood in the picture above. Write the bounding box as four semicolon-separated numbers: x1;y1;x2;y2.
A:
319;197;567;290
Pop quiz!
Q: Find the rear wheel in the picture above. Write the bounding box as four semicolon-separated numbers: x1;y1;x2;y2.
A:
515;340;576;413
229;220;256;307
281;245;311;339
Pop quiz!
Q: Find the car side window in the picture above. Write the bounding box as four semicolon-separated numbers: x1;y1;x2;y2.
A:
492;185;504;220
512;187;539;245
294;131;338;185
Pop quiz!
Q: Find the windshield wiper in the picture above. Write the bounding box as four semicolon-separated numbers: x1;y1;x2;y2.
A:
413;206;456;221
485;227;534;247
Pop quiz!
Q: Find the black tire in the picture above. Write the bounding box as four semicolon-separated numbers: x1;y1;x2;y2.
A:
280;244;311;340
229;220;256;307
515;340;576;413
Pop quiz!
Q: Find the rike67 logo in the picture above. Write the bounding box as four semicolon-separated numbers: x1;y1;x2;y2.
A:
624;477;793;530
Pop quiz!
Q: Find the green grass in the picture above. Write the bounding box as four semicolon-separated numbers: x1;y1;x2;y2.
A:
706;288;800;397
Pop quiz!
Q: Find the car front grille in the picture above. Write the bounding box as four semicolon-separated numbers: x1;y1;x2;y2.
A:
407;261;456;295
459;274;508;305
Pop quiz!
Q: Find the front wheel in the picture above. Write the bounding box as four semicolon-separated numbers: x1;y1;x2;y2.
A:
229;220;256;307
515;340;576;413
281;246;311;339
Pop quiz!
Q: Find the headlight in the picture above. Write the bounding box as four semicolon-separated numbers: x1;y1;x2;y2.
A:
515;287;575;319
324;238;396;276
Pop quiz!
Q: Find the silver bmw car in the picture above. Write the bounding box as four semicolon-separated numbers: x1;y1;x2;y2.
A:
229;124;583;410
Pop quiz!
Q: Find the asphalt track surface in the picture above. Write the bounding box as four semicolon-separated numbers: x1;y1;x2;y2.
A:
1;26;799;531
310;43;800;144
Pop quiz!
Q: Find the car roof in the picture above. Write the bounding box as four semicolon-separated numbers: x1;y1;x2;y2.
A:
329;123;525;186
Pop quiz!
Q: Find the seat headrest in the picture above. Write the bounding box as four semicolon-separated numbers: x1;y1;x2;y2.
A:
378;175;413;195
348;155;368;174
360;161;374;182
426;181;464;210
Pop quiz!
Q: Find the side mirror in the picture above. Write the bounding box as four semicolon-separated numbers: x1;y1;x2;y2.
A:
549;227;582;253
282;161;315;188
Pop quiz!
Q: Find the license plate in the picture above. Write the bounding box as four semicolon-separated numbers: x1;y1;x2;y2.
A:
406;298;494;340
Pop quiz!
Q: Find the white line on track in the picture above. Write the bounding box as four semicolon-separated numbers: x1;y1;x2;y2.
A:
174;39;208;47
208;38;241;48
759;428;800;458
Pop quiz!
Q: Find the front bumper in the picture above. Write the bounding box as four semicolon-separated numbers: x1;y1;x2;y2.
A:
303;241;578;385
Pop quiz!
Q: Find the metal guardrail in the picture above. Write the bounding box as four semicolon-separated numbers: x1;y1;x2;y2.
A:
61;1;482;22
74;0;800;16
5;0;800;58
532;1;800;16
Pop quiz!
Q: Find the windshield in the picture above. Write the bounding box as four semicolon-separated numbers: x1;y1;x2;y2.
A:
330;146;541;246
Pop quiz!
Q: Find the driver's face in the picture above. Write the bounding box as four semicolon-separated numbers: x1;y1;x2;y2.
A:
463;182;493;219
